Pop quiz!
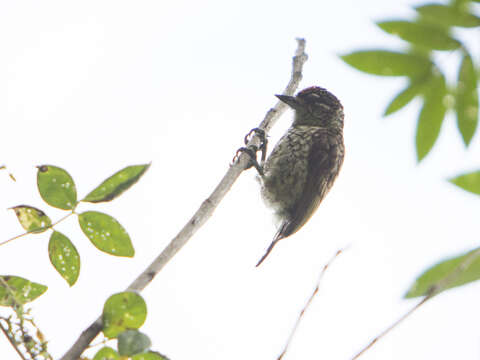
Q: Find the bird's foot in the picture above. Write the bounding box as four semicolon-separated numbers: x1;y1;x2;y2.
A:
244;128;267;163
232;146;264;176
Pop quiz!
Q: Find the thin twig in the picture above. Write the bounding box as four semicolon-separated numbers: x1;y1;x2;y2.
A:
18;312;38;360
0;165;16;182
350;296;429;360
60;39;309;360
277;247;348;360
0;278;47;359
24;314;53;360
86;336;109;349
351;247;480;359
0;232;31;247
0;317;27;360
0;211;75;247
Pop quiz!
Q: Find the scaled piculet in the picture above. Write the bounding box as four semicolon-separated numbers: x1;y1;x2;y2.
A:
256;86;345;266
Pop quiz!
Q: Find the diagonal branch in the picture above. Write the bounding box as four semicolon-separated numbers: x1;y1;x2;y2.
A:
351;247;480;360
278;247;348;360
60;38;308;360
350;296;429;360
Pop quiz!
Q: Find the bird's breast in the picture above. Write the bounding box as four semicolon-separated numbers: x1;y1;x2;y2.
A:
261;126;317;216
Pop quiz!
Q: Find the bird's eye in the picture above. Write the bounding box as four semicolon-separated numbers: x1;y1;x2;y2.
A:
311;102;332;117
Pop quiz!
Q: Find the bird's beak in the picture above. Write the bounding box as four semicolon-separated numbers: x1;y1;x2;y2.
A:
275;94;301;110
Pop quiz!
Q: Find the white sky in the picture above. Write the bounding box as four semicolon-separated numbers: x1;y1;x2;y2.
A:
1;1;480;359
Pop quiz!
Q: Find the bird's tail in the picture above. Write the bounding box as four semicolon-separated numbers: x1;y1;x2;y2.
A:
255;222;289;267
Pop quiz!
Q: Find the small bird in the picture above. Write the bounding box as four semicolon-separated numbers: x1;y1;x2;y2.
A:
254;86;345;266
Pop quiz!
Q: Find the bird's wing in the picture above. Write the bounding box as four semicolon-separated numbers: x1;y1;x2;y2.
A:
256;130;343;267
279;130;339;239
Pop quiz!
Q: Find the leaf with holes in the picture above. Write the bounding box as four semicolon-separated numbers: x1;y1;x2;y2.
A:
416;73;448;162
449;170;480;196
102;292;147;338
406;247;480;298
83;163;150;203
48;231;80;286
37;165;77;210
78;211;134;257
341;50;432;78
456;52;478;146
10;205;51;233
0;276;47;306
377;21;461;50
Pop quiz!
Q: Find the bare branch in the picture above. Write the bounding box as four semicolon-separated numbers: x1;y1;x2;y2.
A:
260;38;307;133
351;247;480;359
60;38;308;360
277;247;347;360
350;296;428;360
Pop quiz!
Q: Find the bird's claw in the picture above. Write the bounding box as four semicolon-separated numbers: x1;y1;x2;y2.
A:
232;146;264;176
244;128;267;163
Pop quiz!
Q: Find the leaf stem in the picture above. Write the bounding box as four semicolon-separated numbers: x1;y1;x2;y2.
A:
1;211;75;247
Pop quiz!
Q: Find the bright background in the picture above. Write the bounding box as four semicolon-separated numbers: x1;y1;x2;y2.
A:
1;1;480;359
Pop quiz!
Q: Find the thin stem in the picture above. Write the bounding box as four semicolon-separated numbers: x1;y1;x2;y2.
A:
277;247;348;360
1;211;75;246
351;247;480;359
50;211;75;227
18;313;37;360
350;296;430;360
0;233;29;247
0;165;16;181
86;337;109;349
0;317;27;360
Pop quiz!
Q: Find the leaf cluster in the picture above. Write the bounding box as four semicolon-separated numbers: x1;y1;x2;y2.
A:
342;1;479;161
92;291;169;360
3;164;149;289
342;1;480;298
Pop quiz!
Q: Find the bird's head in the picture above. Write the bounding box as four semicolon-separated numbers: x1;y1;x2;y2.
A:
276;86;344;129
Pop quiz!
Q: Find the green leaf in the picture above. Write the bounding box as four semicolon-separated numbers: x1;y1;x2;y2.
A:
449;170;480;195
37;165;77;210
416;72;448;162
93;346;120;360
341;50;432;78
456;52;478;146
48;231;80;286
0;276;47;306
10;205;51;233
377;21;462;50
132;351;170;360
118;330;152;356
415;4;480;28
384;80;426;116
102;291;147;338
78;211;134;257
83;164;150;203
406;247;480;298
